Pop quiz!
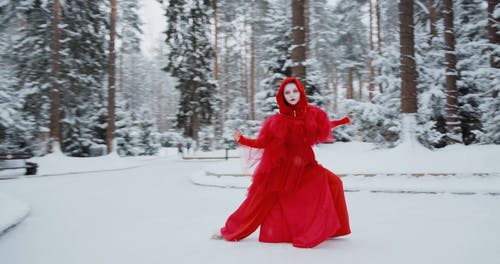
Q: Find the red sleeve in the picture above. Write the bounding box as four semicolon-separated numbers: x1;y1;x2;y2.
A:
237;117;273;149
330;117;351;128
238;135;267;148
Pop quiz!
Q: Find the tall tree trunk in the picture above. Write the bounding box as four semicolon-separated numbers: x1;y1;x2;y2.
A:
443;0;461;143
358;72;363;101
106;0;117;153
213;0;220;81
217;34;231;146
346;69;354;100
332;64;338;112
192;112;199;142
488;0;500;93
250;25;256;120
130;56;137;110
428;0;438;43
399;0;417;114
49;0;62;152
223;35;230;116
291;0;307;83
241;18;249;104
241;31;249;104
368;0;375;101
213;0;222;144
376;0;382;54
119;30;124;93
305;0;310;58
376;0;383;94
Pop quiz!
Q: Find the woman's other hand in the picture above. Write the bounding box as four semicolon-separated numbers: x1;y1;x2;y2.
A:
233;130;243;142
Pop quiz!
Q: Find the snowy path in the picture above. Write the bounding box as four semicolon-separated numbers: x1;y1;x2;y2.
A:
0;157;499;264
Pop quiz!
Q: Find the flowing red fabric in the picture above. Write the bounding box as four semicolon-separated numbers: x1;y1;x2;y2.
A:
221;77;351;248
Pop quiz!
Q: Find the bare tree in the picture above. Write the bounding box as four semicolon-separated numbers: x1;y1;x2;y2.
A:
49;0;62;152
399;0;417;114
106;0;117;153
442;0;461;143
291;0;306;82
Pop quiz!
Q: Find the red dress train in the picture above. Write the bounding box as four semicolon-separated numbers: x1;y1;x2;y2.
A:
220;77;351;248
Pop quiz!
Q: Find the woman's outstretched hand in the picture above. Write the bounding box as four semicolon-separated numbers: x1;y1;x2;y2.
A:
233;130;243;142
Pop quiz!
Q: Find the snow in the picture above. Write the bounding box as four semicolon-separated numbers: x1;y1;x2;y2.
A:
0;192;29;235
193;142;500;194
24;147;165;177
0;143;499;263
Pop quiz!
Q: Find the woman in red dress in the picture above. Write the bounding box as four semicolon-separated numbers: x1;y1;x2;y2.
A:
217;77;351;248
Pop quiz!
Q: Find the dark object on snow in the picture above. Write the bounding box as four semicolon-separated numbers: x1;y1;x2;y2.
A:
0;152;38;175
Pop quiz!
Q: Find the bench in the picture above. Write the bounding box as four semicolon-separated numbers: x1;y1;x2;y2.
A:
0;152;38;175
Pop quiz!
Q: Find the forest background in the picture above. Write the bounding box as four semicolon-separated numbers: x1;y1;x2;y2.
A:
0;0;498;157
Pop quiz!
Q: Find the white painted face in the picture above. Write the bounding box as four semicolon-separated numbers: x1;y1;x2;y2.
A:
284;83;300;105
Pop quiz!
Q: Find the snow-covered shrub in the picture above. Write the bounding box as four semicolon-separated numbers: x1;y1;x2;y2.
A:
343;100;400;147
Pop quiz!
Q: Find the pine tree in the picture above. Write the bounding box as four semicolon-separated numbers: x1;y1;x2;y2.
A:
414;1;447;148
137;107;160;155
117;0;142;98
255;0;292;118
352;0;401;146
208;0;271;147
487;0;500;70
443;0;462;144
49;0;62;151
399;0;417;115
106;0;117;154
291;0;306;82
471;0;500;144
398;0;420;148
305;0;333;106
163;0;216;142
368;0;375;101
115;95;137;156
59;0;108;156
454;0;489;144
0;42;33;152
1;1;38;152
12;0;53;153
331;0;368;102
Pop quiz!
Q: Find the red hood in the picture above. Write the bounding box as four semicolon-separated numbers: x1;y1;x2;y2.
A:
276;77;309;118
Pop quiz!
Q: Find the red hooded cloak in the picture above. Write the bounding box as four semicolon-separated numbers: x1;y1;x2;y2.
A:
221;77;351;248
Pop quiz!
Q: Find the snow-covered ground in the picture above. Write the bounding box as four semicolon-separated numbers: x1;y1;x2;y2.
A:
192;142;500;195
0;142;499;264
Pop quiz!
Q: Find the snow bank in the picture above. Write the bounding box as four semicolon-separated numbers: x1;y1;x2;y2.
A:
18;150;165;178
316;142;500;174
